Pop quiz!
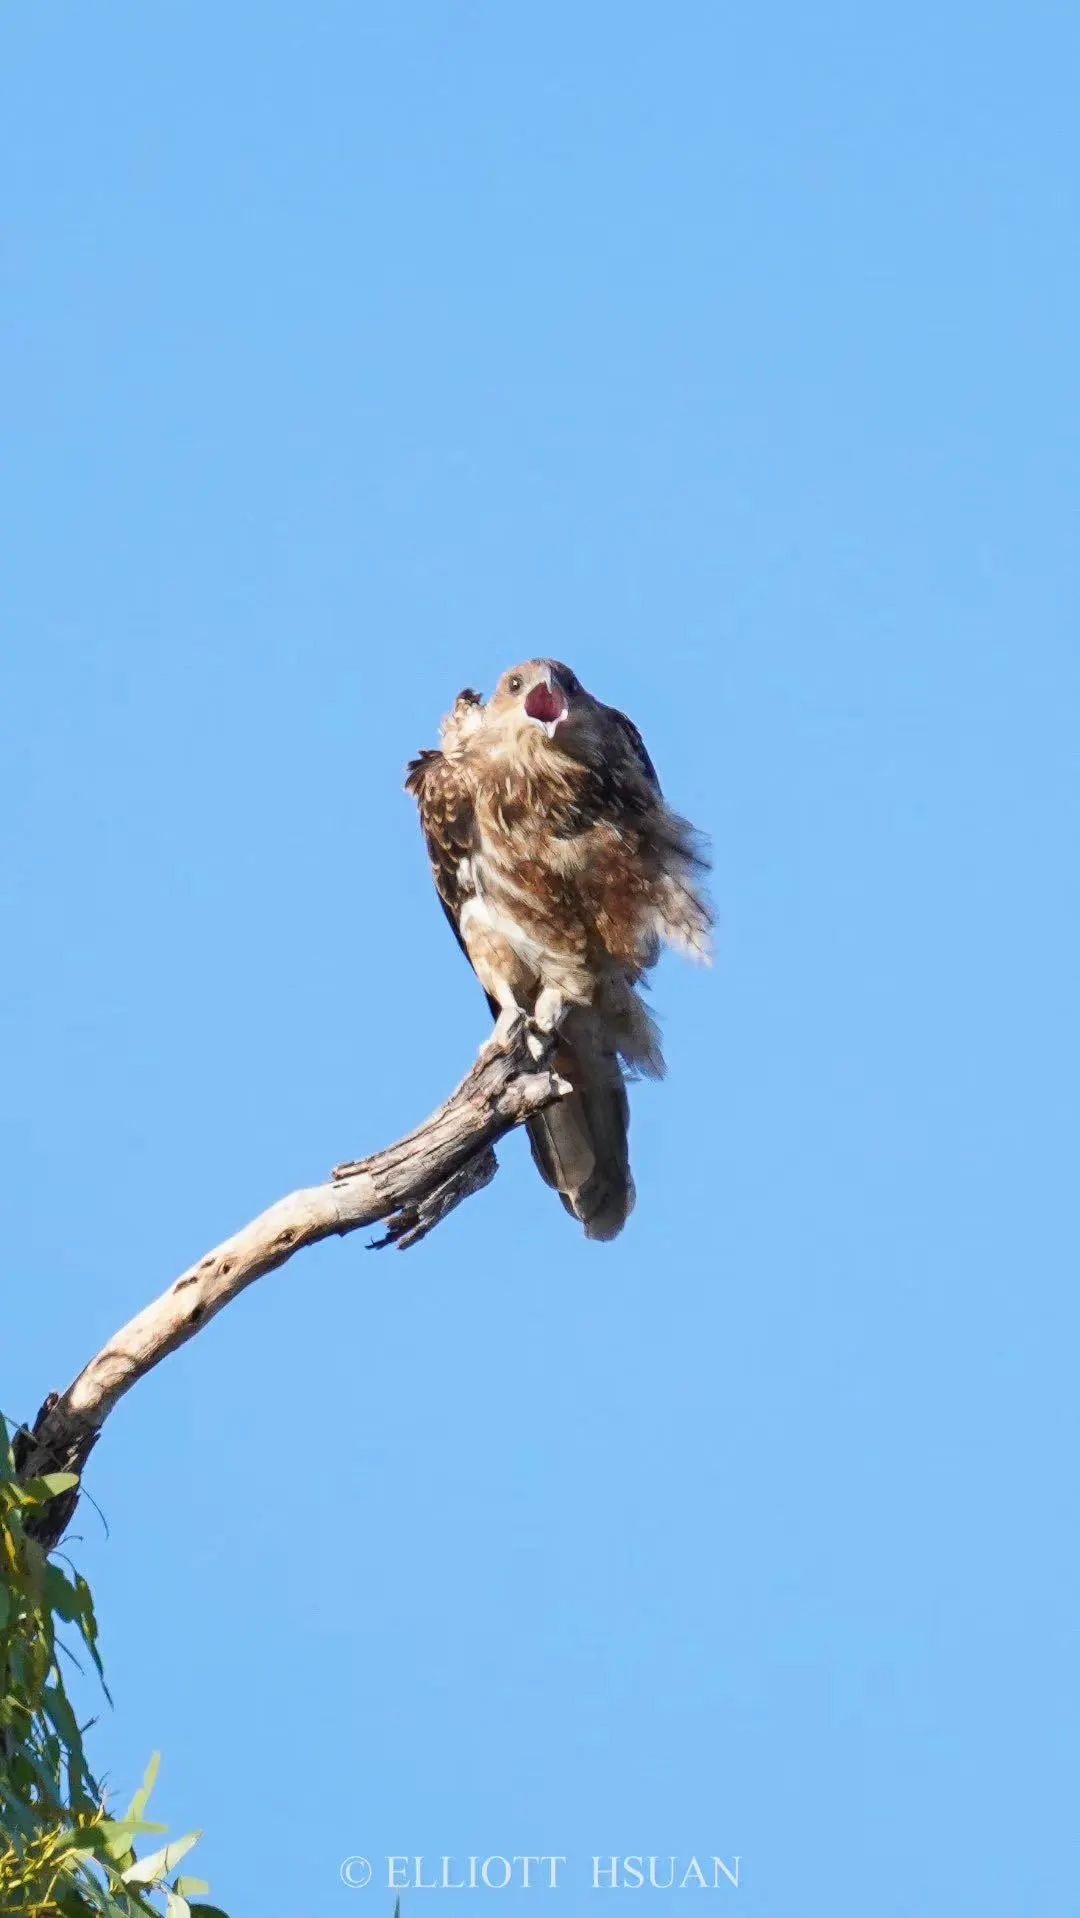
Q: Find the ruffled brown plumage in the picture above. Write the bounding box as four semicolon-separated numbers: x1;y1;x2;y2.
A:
406;659;711;1239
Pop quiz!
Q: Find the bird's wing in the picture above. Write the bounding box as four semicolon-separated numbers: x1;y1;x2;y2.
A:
404;741;499;1016
598;697;712;964
602;702;662;792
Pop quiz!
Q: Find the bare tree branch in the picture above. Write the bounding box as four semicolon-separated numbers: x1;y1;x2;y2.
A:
16;1020;568;1549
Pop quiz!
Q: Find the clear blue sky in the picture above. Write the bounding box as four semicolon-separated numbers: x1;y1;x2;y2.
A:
3;4;1078;1914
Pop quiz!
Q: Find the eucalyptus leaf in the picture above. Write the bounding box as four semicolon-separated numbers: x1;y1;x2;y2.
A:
46;1564;83;1622
123;1831;201;1886
95;1816;169;1861
19;1471;79;1503
125;1749;161;1822
42;1679;82;1752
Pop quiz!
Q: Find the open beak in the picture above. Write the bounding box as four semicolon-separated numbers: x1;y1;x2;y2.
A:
524;676;568;736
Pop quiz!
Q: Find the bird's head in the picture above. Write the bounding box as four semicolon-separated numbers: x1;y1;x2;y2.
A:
486;659;586;744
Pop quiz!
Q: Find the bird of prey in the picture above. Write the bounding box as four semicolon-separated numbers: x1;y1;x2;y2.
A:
406;660;711;1241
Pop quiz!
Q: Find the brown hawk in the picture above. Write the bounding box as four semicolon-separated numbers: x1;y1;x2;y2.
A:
406;660;711;1240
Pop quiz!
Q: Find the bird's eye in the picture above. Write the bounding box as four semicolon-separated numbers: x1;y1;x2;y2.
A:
564;673;579;695
507;673;523;695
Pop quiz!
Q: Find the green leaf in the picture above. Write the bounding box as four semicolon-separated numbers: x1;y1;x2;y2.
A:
175;1879;210;1898
19;1471;79;1503
125;1748;161;1822
0;1782;39;1837
165;1895;192;1918
41;1679;83;1754
16;1738;66;1805
63;1841;103;1871
94;1816;169;1861
0;1581;10;1627
73;1573;112;1699
123;1831;201;1886
46;1564;83;1622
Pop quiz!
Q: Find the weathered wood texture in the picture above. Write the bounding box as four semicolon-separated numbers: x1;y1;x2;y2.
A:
15;1021;567;1550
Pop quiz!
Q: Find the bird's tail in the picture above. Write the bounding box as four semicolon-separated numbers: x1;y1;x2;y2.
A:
526;1011;635;1242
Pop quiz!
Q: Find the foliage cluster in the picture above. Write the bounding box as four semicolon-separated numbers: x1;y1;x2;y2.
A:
0;1416;227;1918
